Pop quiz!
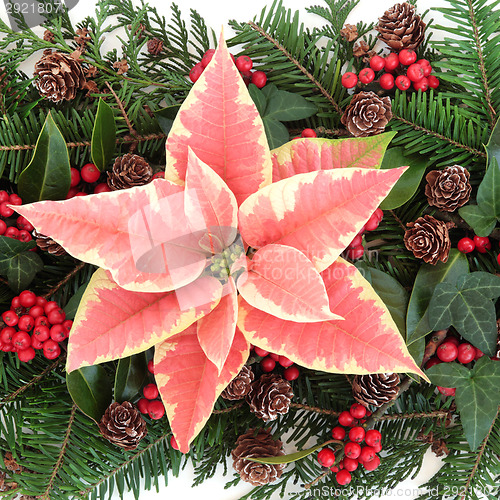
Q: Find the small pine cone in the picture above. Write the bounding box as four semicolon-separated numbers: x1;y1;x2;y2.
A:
107;154;153;190
221;365;254;400
147;38;164;55
98;401;147;451
341;91;392;138
376;2;426;51
33;51;86;103
352;40;370;58
231;428;285;486
246;373;293;421
43;30;55;42
404;215;453;265
352;373;400;407
424;165;471;212
340;24;358;42
32;230;66;256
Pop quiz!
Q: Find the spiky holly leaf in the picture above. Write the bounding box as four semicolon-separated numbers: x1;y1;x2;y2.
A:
66;268;222;372
238;167;406;272
154;325;249;453
165;33;271;205
238;258;425;378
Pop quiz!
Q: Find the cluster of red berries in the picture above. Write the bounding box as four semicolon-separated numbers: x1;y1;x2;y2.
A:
67;163;110;199
341;49;439;93
0;191;33;242
0;290;71;362
425;334;497;396
345;208;383;260
189;50;267;89
252;345;299;381
457;235;500;265
137;360;166;420
317;403;382;486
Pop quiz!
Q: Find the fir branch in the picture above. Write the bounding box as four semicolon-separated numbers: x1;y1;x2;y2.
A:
42;262;87;299
290;403;340;417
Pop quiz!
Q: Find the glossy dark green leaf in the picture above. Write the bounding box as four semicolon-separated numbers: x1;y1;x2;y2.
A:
114;352;149;403
459;204;497;237
485;116;500;172
155;105;180;135
6;252;43;293
263;118;290;149
426;361;470;389
379;148;429;210
0;236;36;274
63;282;89;320
248;84;267;116
91;99;117;172
18;112;71;203
406;250;469;346
66;365;113;422
265;89;317;121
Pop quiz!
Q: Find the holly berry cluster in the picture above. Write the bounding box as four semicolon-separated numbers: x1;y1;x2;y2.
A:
0;290;72;362
425;334;498;396
341;49;439;92
457;235;500;266
317;403;382;486
189;50;267;89
251;345;300;381
345;208;383;260
137;360;166;420
67;163;110;199
0;190;34;242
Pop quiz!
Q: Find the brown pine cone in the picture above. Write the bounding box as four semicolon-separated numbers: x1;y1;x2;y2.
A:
352;373;401;407
147;38;164;55
376;2;426;51
221;365;254;400
107;154;153;190
33;51;86;103
341;91;392;137
231;428;285;486
340;24;358;42
98;401;147;451
32;230;66;256
404;215;453;265
424;165;472;212
43;30;55;42
353;40;370;58
246;373;293;421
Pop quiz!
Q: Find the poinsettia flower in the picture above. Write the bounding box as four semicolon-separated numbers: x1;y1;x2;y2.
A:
14;34;426;453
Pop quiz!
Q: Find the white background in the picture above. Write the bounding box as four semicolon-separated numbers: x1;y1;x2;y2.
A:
0;0;481;498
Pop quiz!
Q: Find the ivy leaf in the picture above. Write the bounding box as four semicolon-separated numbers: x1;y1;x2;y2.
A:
155;104;180;135
114;352;149;403
17;112;71;203
91;99;117;172
428;272;500;355
263;119;290;150
459;204;497;237
406;250;469;346
426;361;470;389
0;236;36;274
66;365;113;422
7;252;43;294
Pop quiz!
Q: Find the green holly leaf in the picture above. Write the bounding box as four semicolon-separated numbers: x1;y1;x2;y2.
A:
18;112;71;203
428;272;500;355
406;250;469;346
91;98;117;172
114;352;149;403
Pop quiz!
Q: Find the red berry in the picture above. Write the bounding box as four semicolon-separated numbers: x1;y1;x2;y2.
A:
147;359;155;374
350;403;367;419
283;365;299;381
395;74;411;91
12;331;31;350
8;194;22;205
18;315;34;332
17;347;36;362
359;67;375;84
2;311;18;327
342;457;358;472
427;75;439;89
317;448;336;467
437;341;459;362
36;296;47;307
0;220;6;235
497;253;500;267
0;327;15;344
240;69;252;86
47;308;66;325
413;77;429;92
330;465;339;473
4;227;19;239
0;191;8;203
338;410;354;427
62;320;73;337
417;59;432;77
50;324;66;342
251;70;267;89
33;325;50;342
94;183;111;194
348;234;363;249
269;353;280;361
398;49;417;66
364;212;381;231
445;336;460;346
75;192;87;197
301;128;317;138
70;168;81;188
344;441;361;459
143;383;159;400
278;355;294;368
474;235;491;253
0;202;14;218
16;216;34;231
363;455;380;471
425;357;442;369
359;446;376;463
379;73;395;90
364;429;382;448
254;346;269;357
44;301;59;314
43;339;61;359
19;290;36;308
348;426;365;443
148;400;165;420
35;316;49;328
437;386;456;396
170;436;180;450
341;72;358;89
201;49;215;68
457;237;475;253
260;356;276;372
66;187;79;199
236;55;253;72
335;469;351;485
81;163;101;183
18;230;32;242
346;246;364;260
384;53;400;72
407;63;425;82
31;337;44;349
137;398;150;414
457;343;475;364
369;55;385;72
475;347;485;360
10;296;20;309
331;426;346;441
152;172;164;180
